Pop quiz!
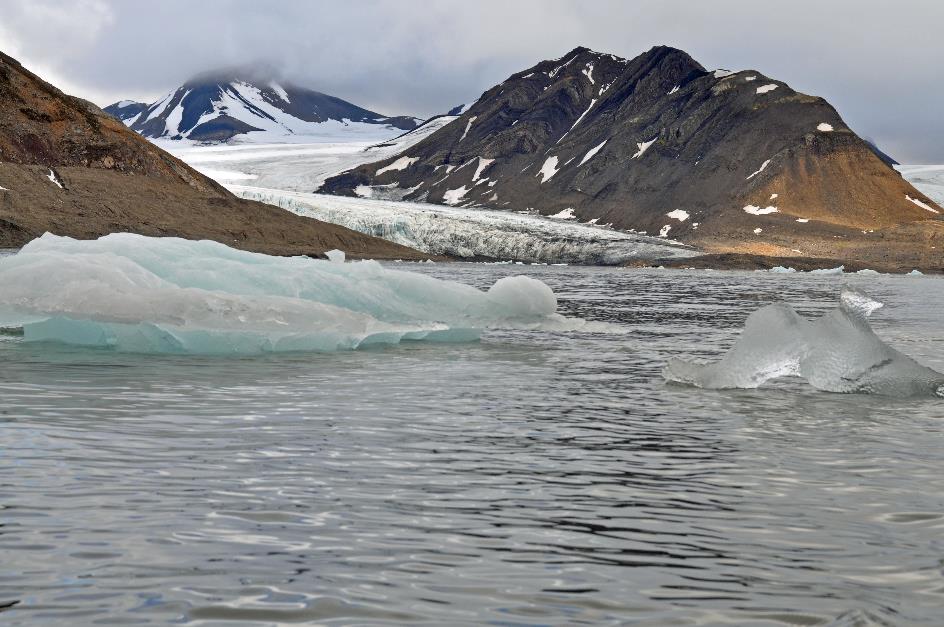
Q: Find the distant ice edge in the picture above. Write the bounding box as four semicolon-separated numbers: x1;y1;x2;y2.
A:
663;288;944;398
0;233;612;355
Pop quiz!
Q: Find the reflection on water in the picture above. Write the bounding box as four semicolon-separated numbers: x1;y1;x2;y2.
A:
1;264;944;625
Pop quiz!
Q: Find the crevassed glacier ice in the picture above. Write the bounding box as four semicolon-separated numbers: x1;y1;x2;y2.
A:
228;186;698;265
0;233;599;354
663;288;944;397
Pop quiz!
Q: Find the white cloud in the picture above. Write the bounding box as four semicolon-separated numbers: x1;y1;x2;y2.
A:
0;0;939;161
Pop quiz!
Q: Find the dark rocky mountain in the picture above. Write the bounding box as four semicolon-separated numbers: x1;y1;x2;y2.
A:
322;46;942;269
104;67;421;143
0;50;427;259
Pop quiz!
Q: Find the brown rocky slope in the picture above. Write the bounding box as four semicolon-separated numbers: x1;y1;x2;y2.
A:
0;51;426;259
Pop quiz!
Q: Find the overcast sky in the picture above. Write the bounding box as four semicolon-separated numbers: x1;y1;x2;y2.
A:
0;0;939;162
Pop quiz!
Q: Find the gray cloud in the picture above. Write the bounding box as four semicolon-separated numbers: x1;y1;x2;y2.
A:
0;0;940;162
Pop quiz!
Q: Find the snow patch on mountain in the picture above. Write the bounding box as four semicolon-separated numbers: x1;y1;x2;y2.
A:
746;159;771;180
459;116;477;142
744;205;779;215
632;137;657;159
376;156;418;175
443;186;470;205
473;157;495;181
580;140;607;166
906;194;939;213
537;156;560;182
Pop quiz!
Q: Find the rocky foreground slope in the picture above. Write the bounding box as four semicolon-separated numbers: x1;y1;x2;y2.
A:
105;67;420;143
0;51;426;259
323;46;943;270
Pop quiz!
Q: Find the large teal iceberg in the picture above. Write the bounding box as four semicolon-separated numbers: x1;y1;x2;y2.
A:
0;233;586;354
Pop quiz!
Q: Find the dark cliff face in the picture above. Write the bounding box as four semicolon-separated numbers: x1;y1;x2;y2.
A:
321;45;941;253
105;68;420;143
0;51;427;260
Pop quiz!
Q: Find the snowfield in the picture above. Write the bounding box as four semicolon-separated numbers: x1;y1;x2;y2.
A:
158;115;458;192
228;185;697;265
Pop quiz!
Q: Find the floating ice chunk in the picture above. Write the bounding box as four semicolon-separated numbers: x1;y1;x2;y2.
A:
744;205;778;215
354;185;373;198
0;234;602;354
906;194;939;213
632;137;657;159
810;266;844;275
856;268;881;276
537;156;560;183
487;276;557;317
756;84;778;94
746;159;771;179
909;269;924;276
769;266;796;273
376;156;418;175
324;249;345;263
664;288;944;397
579;140;607;166
666;209;689;222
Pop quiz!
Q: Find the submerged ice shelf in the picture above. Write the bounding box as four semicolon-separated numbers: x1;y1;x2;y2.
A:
229;185;698;265
0;233;606;354
664;288;944;397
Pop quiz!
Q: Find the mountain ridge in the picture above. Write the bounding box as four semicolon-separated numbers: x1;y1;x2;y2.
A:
105;68;421;143
321;45;942;269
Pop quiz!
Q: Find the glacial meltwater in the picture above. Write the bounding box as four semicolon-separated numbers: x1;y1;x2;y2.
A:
2;260;944;625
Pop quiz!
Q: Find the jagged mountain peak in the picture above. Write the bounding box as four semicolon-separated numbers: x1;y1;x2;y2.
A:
105;68;422;143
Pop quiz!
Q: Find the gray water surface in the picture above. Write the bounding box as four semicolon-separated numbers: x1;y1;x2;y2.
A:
2;264;944;625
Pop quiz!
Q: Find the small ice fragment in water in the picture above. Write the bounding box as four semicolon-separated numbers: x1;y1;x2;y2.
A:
810;266;844;275
325;249;345;263
663;288;944;397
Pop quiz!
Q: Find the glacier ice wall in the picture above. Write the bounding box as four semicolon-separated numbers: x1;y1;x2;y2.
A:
229;186;699;265
0;233;597;354
664;288;944;397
